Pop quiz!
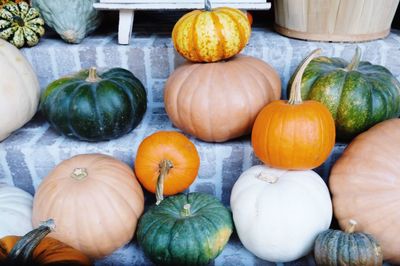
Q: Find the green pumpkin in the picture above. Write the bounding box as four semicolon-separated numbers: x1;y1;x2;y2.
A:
32;0;101;44
314;220;383;266
288;48;400;141
40;67;147;142
137;192;233;266
0;1;44;48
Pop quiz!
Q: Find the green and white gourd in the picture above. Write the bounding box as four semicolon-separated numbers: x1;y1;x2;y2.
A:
0;2;44;48
32;0;101;44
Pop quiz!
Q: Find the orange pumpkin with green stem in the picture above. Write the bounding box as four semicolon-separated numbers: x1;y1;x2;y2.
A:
251;49;336;170
134;131;200;204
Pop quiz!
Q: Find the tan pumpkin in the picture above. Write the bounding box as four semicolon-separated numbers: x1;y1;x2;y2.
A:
32;153;145;259
330;118;400;264
164;55;281;142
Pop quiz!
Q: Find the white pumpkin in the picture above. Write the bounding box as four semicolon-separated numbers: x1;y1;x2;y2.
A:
0;183;33;238
0;39;40;141
230;165;332;262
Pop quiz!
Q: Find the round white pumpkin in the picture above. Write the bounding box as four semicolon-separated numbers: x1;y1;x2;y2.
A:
230;165;332;262
0;183;33;238
0;39;40;141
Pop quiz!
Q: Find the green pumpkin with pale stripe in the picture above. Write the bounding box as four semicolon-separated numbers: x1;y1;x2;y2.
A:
40;67;147;142
0;2;44;48
288;48;400;141
137;192;233;266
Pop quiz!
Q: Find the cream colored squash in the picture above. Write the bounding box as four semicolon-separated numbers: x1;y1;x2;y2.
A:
230;165;332;262
0;183;33;238
0;39;40;141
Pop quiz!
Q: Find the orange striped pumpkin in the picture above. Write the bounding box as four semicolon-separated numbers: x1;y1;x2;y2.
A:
172;0;251;63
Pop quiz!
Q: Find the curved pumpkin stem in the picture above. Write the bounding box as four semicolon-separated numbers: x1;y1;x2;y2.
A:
346;219;357;234
181;204;192;217
205;0;212;11
156;159;174;205
85;67;101;83
289;49;322;105
7;219;55;265
346;47;361;71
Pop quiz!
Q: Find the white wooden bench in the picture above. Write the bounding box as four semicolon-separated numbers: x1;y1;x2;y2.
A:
93;0;271;45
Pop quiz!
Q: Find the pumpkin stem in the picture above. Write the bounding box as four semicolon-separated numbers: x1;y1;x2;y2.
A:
156;159;174;205
7;219;55;265
205;0;212;11
181;204;191;217
346;47;361;71
257;172;279;184
86;67;101;83
289;49;322;105
71;168;88;181
346;219;357;234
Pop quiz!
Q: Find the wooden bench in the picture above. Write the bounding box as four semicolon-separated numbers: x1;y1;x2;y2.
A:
93;0;271;44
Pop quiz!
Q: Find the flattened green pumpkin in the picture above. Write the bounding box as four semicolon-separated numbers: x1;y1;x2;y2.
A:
288;48;400;141
0;2;44;48
40;67;147;142
137;193;233;266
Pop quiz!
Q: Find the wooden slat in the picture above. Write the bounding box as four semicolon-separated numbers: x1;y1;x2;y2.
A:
94;2;271;10
100;0;266;3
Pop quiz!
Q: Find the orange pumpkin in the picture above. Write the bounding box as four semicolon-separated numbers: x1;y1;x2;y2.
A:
165;56;281;142
251;49;335;170
172;0;251;62
0;219;91;266
134;131;200;204
32;154;144;259
330;118;400;264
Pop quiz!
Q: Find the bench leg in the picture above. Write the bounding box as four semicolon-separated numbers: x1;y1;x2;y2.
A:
118;10;135;45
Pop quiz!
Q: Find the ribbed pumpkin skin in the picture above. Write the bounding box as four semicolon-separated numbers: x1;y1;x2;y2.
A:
0;236;92;265
165;56;281;142
0;38;40;141
137;193;233;266
314;229;383;266
290;54;400;140
330;119;400;263
172;7;251;62
0;2;44;48
32;0;101;44
40;68;147;142
32;154;145;258
251;99;335;170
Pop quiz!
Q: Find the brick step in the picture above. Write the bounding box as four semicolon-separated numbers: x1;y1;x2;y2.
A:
1;24;399;265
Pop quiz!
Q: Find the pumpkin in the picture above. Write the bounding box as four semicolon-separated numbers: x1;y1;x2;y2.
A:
134;131;200;204
172;0;251;62
0;219;92;265
314;220;383;266
32;0;101;44
0;38;40;141
0;184;33;238
230;165;332;262
0;1;44;48
32;153;145;258
40;67;147;142
165;56;281;142
0;0;25;8
137;192;233;266
251;49;335;170
330;118;400;263
288;48;400;141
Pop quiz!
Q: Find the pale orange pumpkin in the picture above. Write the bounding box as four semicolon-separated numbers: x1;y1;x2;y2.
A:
330;118;400;264
32;153;144;259
164;55;281;142
251;49;335;170
134;131;200;204
172;0;251;62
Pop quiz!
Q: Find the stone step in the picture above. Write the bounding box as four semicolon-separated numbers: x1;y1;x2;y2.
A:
1;23;399;265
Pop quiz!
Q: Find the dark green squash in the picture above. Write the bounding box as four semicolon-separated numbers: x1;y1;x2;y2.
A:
137;192;233;266
314;220;383;266
0;1;44;48
288;48;400;141
40;67;147;142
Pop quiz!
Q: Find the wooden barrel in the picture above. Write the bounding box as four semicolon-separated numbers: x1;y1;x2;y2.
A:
274;0;400;42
